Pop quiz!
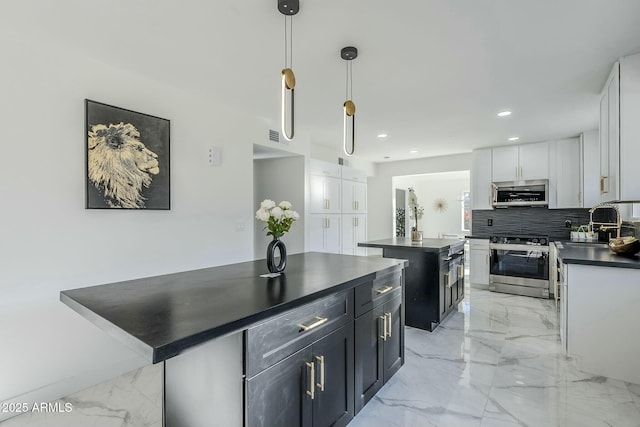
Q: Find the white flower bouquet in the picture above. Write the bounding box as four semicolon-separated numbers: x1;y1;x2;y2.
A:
256;199;300;239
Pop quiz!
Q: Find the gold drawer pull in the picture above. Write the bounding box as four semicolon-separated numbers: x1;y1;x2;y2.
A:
376;285;394;295
306;361;315;399
315;355;325;391
299;316;328;332
458;264;465;279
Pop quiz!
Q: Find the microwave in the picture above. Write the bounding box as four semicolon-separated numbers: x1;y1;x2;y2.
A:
492;180;549;207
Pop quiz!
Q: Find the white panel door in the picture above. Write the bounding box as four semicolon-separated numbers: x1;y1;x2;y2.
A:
342;181;367;214
341;215;367;256
310;175;341;214
554;138;582;208
324;214;341;253
491;146;519;182
309;214;326;252
469;249;489;286
326;177;342;213
606;67;620;202
471;149;493;210
519;142;549;181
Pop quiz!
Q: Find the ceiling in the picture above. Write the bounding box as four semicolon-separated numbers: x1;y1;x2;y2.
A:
3;0;640;163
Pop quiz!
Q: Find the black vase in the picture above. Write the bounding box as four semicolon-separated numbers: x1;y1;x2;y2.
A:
267;237;287;273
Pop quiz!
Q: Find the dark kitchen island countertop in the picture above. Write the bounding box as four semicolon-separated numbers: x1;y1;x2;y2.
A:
554;241;640;269
358;237;464;253
60;252;407;364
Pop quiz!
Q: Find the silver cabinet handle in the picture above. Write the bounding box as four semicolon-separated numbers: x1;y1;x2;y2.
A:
306;361;315;399
299;316;328;332
379;315;387;341
458;264;465;279
385;312;392;338
315;355;325;391
376;285;394;295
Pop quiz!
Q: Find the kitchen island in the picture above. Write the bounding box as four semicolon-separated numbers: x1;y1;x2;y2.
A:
61;252;407;427
554;242;640;384
358;238;465;331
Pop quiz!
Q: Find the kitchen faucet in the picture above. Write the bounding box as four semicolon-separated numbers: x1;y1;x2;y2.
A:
588;203;621;239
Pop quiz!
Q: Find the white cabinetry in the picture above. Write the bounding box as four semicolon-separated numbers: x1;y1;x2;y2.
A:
468;239;489;286
581;130;601;208
492;142;549;182
309;214;341;253
341;214;367;256
471;148;493;210
309;159;367;255
599;62;620;202
549;138;582;209
618;54;640;201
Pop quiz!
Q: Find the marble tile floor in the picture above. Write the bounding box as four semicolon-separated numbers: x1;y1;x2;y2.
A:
349;287;640;427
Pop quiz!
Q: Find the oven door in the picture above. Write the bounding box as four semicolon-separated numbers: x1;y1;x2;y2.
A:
489;243;549;297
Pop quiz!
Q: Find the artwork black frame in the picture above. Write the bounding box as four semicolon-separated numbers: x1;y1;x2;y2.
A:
85;99;170;210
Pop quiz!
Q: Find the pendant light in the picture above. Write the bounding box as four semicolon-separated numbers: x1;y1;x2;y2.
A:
341;46;358;156
278;0;299;141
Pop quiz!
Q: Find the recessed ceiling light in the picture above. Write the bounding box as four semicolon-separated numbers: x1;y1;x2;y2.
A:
377;133;388;138
497;111;512;117
508;137;520;141
409;150;418;154
384;156;390;159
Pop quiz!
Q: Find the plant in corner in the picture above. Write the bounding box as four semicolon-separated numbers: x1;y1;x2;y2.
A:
256;200;300;273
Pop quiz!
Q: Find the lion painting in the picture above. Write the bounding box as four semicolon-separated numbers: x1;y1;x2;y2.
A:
87;122;160;208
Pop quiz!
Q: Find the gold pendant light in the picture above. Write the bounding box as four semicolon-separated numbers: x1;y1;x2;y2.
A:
341;46;358;156
278;0;299;141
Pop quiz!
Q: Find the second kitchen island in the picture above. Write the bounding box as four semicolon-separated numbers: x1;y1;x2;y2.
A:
358;238;465;331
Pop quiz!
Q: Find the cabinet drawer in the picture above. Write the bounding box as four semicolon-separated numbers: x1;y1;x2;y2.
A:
246;289;353;377
310;159;341;178
354;270;402;317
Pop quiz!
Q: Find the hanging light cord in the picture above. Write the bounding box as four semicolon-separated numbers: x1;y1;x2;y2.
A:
346;60;353;100
284;16;293;68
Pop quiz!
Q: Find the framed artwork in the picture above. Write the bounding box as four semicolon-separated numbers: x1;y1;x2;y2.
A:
85;99;170;209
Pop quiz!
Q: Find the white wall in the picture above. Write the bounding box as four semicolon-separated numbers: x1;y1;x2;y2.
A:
367;154;472;241
253;156;306;259
393;171;470;238
0;26;284;414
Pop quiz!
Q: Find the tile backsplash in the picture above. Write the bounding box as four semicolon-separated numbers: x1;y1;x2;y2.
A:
471;207;623;240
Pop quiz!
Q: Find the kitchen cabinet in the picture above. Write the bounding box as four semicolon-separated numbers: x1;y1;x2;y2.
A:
471;148;493;210
492;142;549;182
469;239;489;286
598;54;640;203
342;180;366;214
341;214;367;256
310;174;341;214
581;130;601;208
309;214;341;254
549;137;582;209
441;252;464;318
354;271;404;413
246;324;354;427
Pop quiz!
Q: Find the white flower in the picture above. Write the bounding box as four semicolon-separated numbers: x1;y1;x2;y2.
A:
284;209;299;220
279;200;292;210
255;208;270;222
271;206;283;219
260;199;276;210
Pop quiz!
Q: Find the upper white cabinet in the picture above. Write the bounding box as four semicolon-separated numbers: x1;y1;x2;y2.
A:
310;159;341;214
549;138;582;209
599;62;620;202
342;180;366;214
471;148;493;210
618;53;640;201
581;130;601;208
491;142;549;182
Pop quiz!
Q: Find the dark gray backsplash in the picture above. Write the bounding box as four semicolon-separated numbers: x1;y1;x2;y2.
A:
471;207;618;240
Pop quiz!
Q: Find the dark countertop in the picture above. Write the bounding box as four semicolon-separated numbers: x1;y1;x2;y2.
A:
60;252;407;364
358;237;464;253
554;242;640;270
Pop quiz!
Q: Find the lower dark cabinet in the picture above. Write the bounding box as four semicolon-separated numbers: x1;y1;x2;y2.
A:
246;324;354;427
354;293;404;413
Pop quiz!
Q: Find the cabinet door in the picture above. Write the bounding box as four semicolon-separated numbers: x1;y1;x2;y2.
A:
491;146;519;182
310;175;341;213
581;131;601;208
310;215;341;253
606;68;620;201
469;249;489;286
471;149;493;210
341;215;366;256
353;215;367;256
599;88;610;200
519;142;549;181
382;295;403;383
553;138;582;208
341;181;366;214
326;177;342;213
312;324;354;427
246;346;313;427
325;214;341;254
354;305;384;414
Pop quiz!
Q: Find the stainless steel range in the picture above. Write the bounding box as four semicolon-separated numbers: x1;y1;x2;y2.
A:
489;235;550;298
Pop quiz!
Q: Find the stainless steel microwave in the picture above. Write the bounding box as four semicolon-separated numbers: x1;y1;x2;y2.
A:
492;180;549;207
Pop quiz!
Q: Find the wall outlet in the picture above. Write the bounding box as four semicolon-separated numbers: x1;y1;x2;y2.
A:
488;219;493;226
565;219;572;228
